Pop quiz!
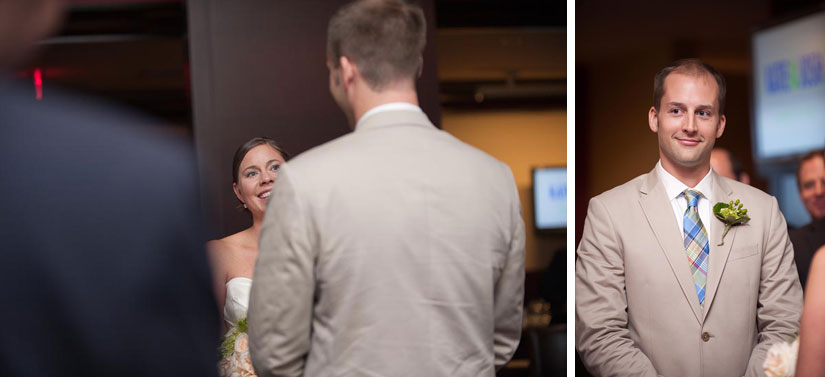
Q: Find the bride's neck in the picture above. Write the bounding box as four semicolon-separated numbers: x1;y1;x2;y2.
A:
248;220;263;244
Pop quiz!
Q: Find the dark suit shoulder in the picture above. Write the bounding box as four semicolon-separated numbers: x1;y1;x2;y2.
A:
789;222;812;238
1;81;194;164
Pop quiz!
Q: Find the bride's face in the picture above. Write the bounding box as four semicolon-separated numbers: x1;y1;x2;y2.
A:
233;145;285;219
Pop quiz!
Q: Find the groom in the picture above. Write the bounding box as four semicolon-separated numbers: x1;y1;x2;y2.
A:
575;59;802;376
248;1;525;376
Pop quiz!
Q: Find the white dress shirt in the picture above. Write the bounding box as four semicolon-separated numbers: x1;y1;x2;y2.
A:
656;160;714;242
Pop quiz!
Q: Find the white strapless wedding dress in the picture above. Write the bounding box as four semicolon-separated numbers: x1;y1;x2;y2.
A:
224;277;252;328
220;277;256;377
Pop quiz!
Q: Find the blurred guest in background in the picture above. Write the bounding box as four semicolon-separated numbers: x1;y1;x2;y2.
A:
796;244;825;377
790;149;825;289
248;0;525;376
795;149;825;221
576;58;801;377
710;147;750;184
0;0;219;376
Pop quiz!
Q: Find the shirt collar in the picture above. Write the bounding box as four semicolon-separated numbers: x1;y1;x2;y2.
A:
656;160;714;202
355;102;423;129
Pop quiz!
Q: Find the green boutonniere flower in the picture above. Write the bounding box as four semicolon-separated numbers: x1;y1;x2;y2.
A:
713;199;750;246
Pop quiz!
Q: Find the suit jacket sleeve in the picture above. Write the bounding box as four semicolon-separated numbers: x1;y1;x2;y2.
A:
249;166;316;377
576;196;659;377
493;163;526;369
744;197;803;377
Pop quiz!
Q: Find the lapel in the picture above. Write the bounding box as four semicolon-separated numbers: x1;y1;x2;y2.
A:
638;169;703;325
702;173;737;320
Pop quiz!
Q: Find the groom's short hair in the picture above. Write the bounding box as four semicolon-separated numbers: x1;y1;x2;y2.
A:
326;0;426;91
653;58;727;115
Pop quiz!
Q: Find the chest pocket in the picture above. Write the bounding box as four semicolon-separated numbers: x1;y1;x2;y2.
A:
728;243;759;262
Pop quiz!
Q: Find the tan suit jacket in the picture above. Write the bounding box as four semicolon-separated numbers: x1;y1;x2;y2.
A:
248;109;525;377
576;168;802;377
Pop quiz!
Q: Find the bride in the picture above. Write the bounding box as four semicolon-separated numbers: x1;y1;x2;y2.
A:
207;137;287;375
797;244;825;377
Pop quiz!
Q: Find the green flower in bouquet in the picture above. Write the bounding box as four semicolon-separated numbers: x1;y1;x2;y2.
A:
713;199;750;246
221;317;249;358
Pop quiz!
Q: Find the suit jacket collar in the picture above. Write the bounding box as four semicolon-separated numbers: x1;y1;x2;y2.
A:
355;108;434;133
639;167;738;325
702;173;737;321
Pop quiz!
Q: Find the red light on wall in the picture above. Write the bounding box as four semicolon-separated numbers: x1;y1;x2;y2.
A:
33;68;43;101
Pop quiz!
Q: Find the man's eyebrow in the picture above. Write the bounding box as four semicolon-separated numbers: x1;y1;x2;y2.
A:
665;101;715;110
266;159;281;165
242;166;261;172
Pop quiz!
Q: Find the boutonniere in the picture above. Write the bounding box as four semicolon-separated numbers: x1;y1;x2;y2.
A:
713;199;751;246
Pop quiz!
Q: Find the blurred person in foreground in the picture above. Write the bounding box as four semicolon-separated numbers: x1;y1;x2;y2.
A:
790;149;825;290
248;0;526;376
710;147;750;184
575;58;802;376
0;0;219;376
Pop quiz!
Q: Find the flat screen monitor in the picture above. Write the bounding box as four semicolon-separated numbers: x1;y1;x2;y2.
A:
753;11;825;163
533;166;566;232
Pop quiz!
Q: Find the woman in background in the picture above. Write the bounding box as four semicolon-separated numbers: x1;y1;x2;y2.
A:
796;244;825;377
207;137;288;330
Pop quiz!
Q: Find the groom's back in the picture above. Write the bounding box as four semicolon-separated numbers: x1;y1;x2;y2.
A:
279;110;525;376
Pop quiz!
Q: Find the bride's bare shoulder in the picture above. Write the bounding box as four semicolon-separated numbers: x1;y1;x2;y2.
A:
812;245;825;272
206;233;246;257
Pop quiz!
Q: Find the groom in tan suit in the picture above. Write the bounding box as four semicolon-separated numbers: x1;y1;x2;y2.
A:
248;1;525;376
576;59;802;377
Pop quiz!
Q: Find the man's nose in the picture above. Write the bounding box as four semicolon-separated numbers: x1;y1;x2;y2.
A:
815;180;825;196
684;114;697;133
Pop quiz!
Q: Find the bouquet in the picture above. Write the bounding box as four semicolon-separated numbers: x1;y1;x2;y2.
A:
764;337;799;377
219;318;256;377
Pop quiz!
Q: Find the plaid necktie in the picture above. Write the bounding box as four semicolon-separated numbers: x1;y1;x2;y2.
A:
683;189;709;306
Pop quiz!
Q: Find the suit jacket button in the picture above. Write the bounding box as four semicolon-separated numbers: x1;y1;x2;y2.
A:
701;332;710;342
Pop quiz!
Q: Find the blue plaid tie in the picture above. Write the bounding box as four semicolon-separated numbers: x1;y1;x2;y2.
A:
683;189;709;306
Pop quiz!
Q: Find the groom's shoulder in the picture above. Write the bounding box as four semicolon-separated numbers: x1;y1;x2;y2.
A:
723;176;775;204
591;172;650;204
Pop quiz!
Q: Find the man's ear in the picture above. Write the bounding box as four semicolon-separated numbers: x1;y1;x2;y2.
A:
716;114;726;138
339;56;357;87
648;106;659;133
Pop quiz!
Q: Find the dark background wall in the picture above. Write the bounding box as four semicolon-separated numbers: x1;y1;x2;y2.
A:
187;0;441;237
